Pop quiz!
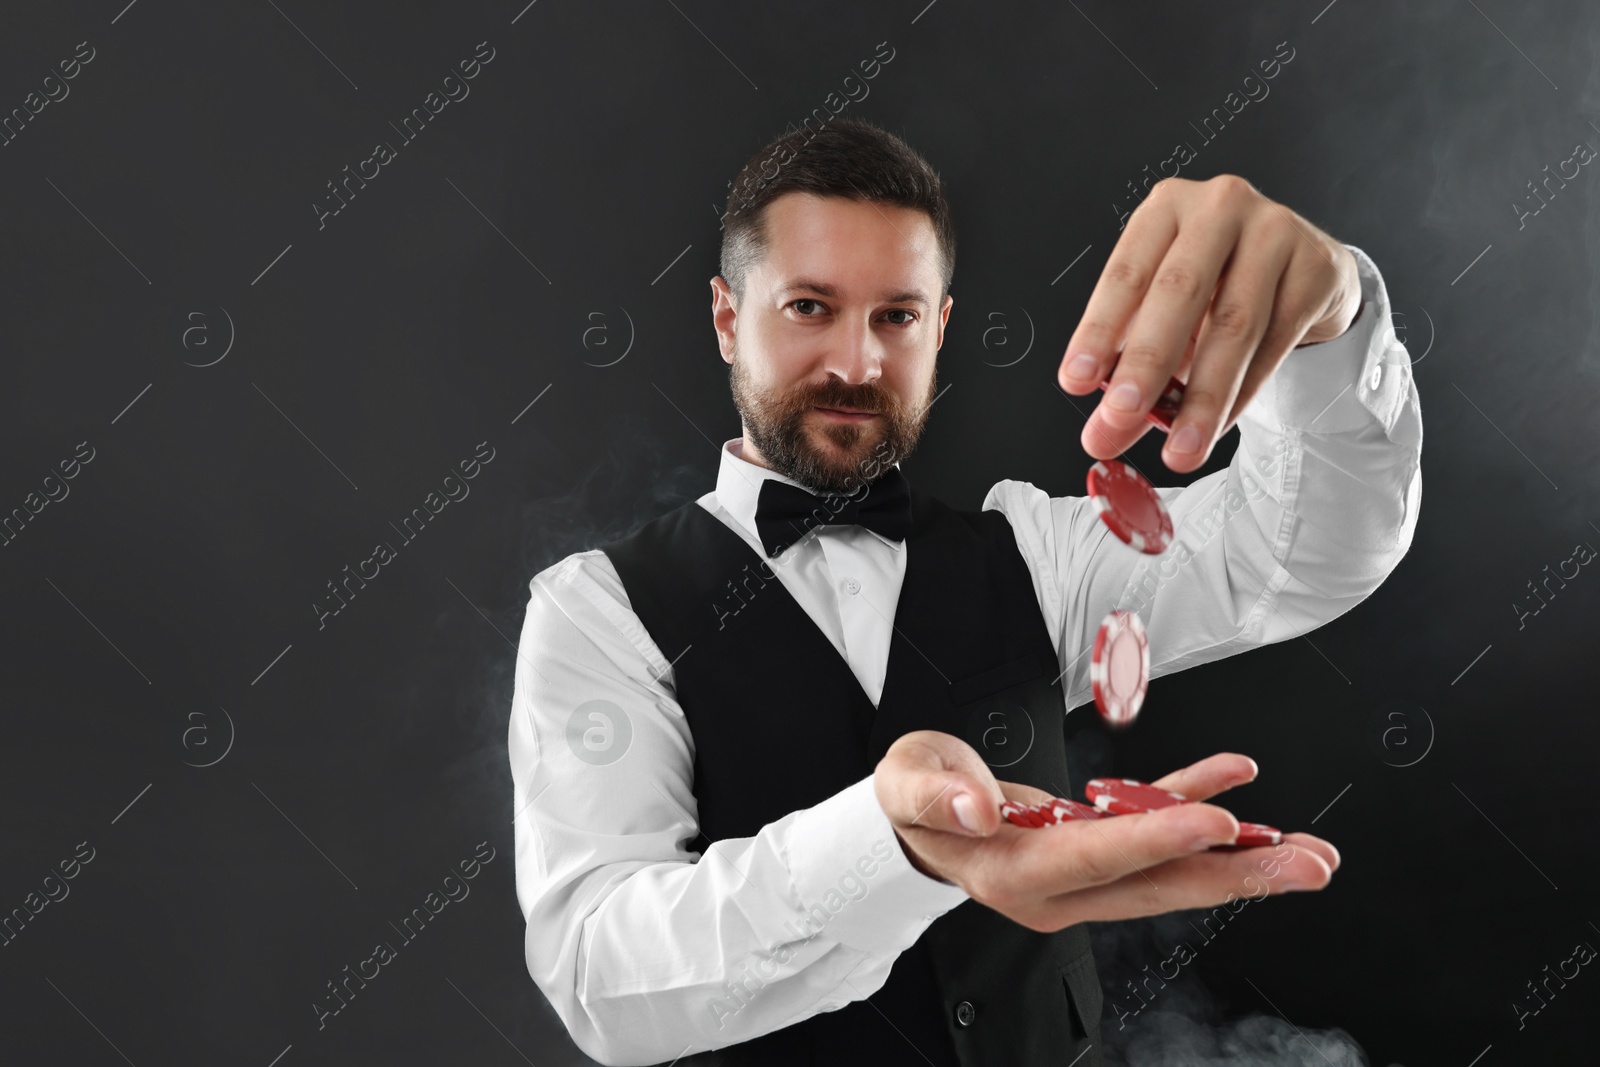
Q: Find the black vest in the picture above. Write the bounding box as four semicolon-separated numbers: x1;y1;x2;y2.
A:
600;483;1105;1067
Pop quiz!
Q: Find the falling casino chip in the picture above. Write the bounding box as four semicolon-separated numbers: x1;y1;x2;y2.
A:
1087;460;1174;555
1090;609;1150;728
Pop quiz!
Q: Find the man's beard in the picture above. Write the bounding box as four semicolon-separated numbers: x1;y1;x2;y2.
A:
728;341;936;496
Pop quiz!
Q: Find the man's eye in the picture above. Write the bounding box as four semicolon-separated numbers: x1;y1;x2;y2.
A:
787;301;915;324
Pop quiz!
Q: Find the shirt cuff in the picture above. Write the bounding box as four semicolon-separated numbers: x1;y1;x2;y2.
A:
783;775;971;955
1248;243;1413;440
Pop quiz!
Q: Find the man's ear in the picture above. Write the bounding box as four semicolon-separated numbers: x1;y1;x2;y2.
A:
711;276;738;363
934;292;954;351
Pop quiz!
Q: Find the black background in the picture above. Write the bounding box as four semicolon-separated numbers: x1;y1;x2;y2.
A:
2;2;1597;1065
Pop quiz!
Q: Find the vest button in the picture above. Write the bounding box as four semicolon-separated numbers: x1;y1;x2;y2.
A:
954;1000;977;1027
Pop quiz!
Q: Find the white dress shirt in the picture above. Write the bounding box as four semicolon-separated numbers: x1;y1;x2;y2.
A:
507;243;1422;1066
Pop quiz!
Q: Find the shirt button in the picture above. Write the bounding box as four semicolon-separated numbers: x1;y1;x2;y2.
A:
844;578;861;596
1368;363;1382;390
954;1000;977;1027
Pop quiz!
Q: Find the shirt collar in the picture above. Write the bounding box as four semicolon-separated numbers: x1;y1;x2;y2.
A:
713;436;905;554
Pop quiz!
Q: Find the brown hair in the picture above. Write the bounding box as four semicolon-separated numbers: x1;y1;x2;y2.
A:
718;117;956;306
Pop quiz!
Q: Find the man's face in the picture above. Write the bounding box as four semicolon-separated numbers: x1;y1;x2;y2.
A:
712;191;953;495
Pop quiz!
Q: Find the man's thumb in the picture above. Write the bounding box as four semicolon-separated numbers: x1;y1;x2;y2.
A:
947;788;987;835
883;770;994;838
876;731;1000;837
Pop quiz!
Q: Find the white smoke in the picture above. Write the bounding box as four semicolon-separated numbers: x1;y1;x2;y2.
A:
1112;1010;1383;1067
442;409;713;825
1089;908;1397;1067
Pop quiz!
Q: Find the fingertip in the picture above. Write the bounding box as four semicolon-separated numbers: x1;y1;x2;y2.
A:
1169;803;1240;850
1081;414;1134;461
1217;807;1242;842
1296;834;1342;874
1298;854;1335;891
1080;420;1112;459
1096;382;1147;431
1160;448;1199;474
1206;802;1242;842
1060;352;1102;393
1162;439;1214;473
1279;844;1336;891
1226;753;1259;782
1208;752;1258;782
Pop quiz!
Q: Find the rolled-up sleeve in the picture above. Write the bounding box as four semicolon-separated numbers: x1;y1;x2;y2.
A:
985;243;1423;708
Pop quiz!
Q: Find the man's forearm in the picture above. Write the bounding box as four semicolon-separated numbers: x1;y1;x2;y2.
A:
518;774;968;1063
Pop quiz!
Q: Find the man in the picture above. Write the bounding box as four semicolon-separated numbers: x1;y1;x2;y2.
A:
508;118;1421;1066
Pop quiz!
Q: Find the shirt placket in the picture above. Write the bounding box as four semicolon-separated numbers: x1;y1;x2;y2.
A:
818;529;890;706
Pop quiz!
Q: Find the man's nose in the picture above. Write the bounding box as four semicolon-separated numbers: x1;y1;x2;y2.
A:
821;316;883;385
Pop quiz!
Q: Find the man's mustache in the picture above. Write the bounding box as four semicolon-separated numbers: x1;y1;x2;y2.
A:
792;388;894;415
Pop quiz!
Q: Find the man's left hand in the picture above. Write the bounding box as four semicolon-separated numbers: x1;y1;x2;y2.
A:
1057;174;1362;472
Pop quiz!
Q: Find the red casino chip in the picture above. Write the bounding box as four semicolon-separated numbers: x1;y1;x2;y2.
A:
1098;375;1186;433
1210;822;1285;850
1237;822;1282;846
1087;460;1174;555
1043;798;1104;823
1147;376;1185;432
1091;609;1149;728
1085;777;1189;815
1001;801;1048;828
1001;798;1104;828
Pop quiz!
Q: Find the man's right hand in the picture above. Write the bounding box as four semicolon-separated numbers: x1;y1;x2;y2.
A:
873;730;1339;933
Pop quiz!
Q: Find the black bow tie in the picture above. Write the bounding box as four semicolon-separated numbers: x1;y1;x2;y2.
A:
753;467;912;557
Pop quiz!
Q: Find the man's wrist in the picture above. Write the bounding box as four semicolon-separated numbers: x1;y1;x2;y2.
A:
1295;285;1365;348
787;776;969;953
893;828;955;885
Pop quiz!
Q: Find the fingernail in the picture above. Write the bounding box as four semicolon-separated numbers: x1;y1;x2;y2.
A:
1104;382;1142;412
1191;832;1235;851
1168;425;1202;454
952;793;981;834
1066;353;1098;380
